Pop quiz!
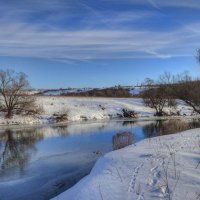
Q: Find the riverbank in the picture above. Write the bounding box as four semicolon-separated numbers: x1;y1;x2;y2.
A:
52;128;200;200
0;97;197;127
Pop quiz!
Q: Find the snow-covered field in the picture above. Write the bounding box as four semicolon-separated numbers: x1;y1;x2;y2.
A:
52;128;200;200
0;97;196;126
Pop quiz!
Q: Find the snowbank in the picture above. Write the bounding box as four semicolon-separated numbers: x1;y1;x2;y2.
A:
0;97;195;126
52;128;200;200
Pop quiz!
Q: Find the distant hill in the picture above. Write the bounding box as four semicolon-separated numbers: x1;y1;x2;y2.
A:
40;88;93;96
61;87;132;97
33;86;146;97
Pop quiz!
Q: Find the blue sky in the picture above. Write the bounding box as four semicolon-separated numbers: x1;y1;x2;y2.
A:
0;0;200;88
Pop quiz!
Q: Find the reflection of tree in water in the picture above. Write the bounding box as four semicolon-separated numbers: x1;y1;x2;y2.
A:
142;120;163;138
50;126;69;136
0;126;70;173
143;119;200;138
112;132;134;150
0;129;43;173
0;126;71;172
122;120;135;127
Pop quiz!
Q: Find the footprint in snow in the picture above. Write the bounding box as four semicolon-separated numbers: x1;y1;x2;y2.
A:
147;178;157;186
128;163;144;193
150;166;158;172
137;194;144;200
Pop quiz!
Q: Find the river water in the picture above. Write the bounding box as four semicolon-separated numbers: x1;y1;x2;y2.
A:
0;118;200;200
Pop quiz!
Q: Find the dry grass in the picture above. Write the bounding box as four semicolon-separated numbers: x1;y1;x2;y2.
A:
112;132;133;150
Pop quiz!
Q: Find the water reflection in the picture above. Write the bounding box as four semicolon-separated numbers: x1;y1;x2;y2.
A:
0;119;200;174
112;132;133;150
122;120;135;126
0;119;200;200
142;119;200;138
0;129;38;173
0;126;70;174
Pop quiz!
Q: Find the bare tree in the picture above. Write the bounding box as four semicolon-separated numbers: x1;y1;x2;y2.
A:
0;69;42;118
142;76;177;116
173;78;200;114
160;72;200;115
142;78;169;116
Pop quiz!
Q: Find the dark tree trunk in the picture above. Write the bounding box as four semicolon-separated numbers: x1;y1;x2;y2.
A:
6;109;12;118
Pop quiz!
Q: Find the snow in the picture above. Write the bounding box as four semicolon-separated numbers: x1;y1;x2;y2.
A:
52;128;200;200
129;86;146;95
0;97;196;126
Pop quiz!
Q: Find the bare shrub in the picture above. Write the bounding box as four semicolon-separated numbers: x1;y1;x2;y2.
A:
151;140;181;200
112;132;133;150
52;113;68;122
158;156;180;200
122;109;138;118
142;78;175;116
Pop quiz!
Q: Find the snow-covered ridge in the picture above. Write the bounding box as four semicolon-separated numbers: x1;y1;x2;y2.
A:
52;128;200;200
31;86;146;96
0;97;195;126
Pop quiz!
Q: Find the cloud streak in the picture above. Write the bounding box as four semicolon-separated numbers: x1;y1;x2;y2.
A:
0;0;199;61
0;22;199;60
106;0;200;9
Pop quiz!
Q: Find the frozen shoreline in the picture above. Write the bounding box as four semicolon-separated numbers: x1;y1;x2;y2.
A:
0;115;199;132
0;96;198;127
52;128;200;200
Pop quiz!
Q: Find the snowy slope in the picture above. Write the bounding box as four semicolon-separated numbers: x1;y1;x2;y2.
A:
0;97;195;126
129;86;146;95
52;128;200;200
40;97;194;120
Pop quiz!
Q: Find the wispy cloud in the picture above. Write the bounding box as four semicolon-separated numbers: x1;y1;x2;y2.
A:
0;22;199;60
153;0;200;9
0;0;199;61
107;0;200;9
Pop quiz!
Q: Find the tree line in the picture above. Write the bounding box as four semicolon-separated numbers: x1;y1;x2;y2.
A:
142;72;200;116
142;50;200;116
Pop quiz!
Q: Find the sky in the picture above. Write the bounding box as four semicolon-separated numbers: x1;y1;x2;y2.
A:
0;0;200;89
